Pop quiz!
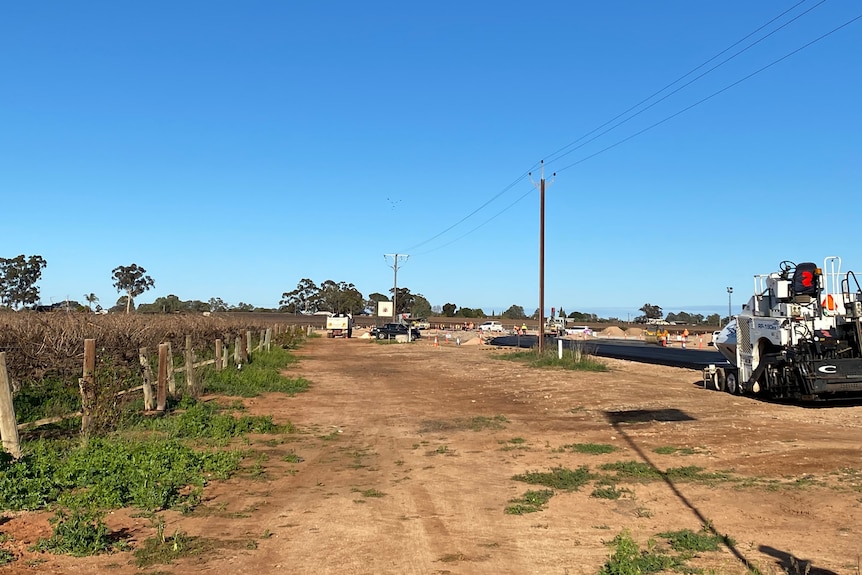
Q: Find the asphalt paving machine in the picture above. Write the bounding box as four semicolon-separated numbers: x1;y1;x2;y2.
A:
708;256;862;400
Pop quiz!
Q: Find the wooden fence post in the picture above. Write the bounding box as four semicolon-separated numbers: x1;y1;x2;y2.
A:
166;342;176;396
157;344;168;412
0;352;22;459
265;328;272;352
234;336;242;365
259;329;265;352
241;332;249;364
245;330;253;359
215;339;223;371
139;347;154;411
80;339;97;436
185;335;199;397
222;339;229;369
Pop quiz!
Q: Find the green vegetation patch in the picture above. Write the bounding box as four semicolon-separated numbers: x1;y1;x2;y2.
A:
505;489;554;514
134;527;213;567
0;437;241;512
32;508;122;557
512;466;594;491
561;442;617;455
599;461;734;484
418;415;508;433
599;530;681;575
135;399;293;441
0;548;14;566
202;346;309;397
657;527;729;553
500;349;609;372
591;484;630;500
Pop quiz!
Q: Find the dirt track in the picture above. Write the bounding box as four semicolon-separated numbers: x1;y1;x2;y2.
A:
6;336;862;574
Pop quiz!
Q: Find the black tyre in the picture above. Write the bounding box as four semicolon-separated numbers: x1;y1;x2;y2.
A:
725;371;740;395
377;332;386;340
711;369;725;391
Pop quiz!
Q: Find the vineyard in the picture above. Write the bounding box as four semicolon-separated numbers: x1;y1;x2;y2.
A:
0;311;310;567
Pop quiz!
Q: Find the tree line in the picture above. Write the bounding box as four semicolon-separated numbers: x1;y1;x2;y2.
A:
1;254;724;324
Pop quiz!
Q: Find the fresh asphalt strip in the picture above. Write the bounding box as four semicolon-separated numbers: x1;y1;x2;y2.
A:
487;335;732;371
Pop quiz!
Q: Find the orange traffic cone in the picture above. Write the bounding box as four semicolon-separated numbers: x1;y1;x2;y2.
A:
433;335;438;347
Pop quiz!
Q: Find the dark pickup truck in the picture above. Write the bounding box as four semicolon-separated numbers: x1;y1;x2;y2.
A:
370;323;421;340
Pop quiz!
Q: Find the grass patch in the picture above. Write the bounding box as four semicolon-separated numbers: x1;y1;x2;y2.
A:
561;442;617;455
505;489;554;514
134;521;212;567
418;415;508;433
500;348;608;372
499;437;530;452
282;451;303;463
599;461;734;484
512;466;594;491
134;398;293;442
0;436;241;512
599;530;681;575
657;526;730;552
0;548;13;565
599;460;662;481
32;507;122;557
591;484;629;500
201;347;309;397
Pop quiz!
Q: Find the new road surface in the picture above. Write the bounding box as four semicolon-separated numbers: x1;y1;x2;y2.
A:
487;335;732;371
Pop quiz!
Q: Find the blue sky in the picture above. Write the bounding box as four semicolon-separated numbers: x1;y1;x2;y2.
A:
2;1;860;320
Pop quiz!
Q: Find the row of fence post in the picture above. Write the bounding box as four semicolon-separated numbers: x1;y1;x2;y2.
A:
0;326;277;458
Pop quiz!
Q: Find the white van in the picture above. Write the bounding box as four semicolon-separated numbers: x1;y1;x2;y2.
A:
478;321;506;332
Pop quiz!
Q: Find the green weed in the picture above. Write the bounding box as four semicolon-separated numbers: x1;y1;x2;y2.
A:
500;348;609;372
136;399;292;441
0;437;241;512
591;484;629;500
505;489;554;514
0;549;14;565
282;451;303;463
201;347;309;397
599;530;680;575
134;527;212;567
512;466;594;491
599;461;733;484
653;446;697;456
32;507;118;556
657;527;728;553
562;443;617;455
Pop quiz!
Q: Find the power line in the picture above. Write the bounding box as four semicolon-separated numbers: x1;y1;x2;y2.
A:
556;11;862;174
398;3;857;256
544;0;829;169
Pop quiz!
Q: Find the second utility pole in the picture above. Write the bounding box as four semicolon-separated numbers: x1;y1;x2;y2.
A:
384;254;409;323
530;161;554;355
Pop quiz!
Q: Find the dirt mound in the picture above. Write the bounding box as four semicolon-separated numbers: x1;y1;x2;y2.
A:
601;326;626;337
626;327;644;337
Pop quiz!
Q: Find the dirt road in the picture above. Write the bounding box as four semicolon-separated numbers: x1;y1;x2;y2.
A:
9;336;862;574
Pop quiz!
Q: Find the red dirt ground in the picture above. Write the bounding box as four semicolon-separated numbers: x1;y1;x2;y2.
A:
3;336;862;574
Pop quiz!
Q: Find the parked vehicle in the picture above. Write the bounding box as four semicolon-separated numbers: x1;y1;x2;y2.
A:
478;321;505;332
371;323;421;340
326;314;353;338
411;318;431;330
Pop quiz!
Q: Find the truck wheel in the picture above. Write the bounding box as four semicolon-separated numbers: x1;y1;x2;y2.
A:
725;371;740;395
711;369;725;391
377;332;386;340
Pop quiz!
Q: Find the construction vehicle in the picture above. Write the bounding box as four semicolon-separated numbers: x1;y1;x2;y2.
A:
325;314;353;338
705;257;862;400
